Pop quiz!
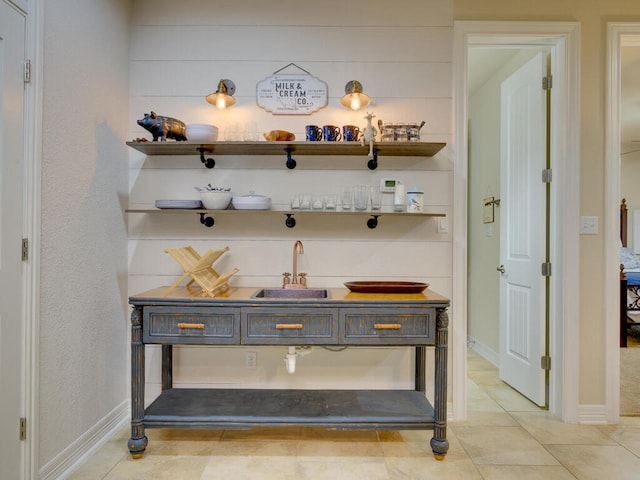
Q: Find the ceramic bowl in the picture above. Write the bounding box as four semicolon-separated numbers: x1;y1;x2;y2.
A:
232;193;271;210
201;190;232;209
186;124;218;143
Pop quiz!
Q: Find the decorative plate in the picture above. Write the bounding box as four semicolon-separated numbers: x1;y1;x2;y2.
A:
344;281;429;294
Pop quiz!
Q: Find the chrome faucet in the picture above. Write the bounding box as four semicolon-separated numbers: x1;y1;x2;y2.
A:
285;240;306;288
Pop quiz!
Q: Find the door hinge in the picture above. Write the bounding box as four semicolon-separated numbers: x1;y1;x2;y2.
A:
20;417;27;441
542;75;552;90
541;355;551;371
24;59;31;84
542;169;552;183
22;238;29;261
541;262;552;277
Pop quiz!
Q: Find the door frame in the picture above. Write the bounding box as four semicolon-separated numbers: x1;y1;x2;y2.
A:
453;21;581;421
17;0;44;477
604;23;640;423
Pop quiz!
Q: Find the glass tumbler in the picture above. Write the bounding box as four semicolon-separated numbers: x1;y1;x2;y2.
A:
354;186;370;211
341;187;353;210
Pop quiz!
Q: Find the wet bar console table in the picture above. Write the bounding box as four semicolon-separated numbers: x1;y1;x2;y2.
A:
127;286;450;459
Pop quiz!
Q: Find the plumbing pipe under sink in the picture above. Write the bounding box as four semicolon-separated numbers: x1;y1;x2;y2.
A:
284;346;312;374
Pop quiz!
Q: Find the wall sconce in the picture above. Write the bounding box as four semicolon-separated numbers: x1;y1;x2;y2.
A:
340;80;370;110
206;79;236;108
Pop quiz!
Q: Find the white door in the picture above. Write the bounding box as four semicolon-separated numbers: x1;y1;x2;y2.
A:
0;2;26;478
498;52;548;407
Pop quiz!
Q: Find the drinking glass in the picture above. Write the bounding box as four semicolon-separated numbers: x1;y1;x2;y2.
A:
324;194;338;210
370;187;382;211
354;186;370;211
341;187;353;211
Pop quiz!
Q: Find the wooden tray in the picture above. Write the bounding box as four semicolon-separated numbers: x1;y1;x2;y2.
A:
344;281;429;294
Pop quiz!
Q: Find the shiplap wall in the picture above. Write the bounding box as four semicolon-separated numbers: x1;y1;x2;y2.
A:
128;0;453;401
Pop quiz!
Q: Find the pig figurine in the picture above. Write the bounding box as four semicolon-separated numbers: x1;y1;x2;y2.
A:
137;111;187;141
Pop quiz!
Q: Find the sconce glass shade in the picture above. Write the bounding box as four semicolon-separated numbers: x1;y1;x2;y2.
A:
206;79;236;108
340;80;370;110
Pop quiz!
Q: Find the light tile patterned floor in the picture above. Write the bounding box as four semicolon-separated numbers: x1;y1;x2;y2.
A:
68;350;640;479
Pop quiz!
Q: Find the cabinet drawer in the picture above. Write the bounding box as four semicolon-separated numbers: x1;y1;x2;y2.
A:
242;307;339;345
340;307;435;345
143;306;240;344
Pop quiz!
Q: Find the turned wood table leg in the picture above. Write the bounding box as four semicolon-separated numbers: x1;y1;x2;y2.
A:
430;308;449;460
128;306;148;458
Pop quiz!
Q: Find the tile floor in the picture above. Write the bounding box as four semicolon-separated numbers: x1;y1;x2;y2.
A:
68;350;640;479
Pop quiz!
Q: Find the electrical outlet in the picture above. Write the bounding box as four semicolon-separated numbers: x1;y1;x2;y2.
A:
245;351;257;369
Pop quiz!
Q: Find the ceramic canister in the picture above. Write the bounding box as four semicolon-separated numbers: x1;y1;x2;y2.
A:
406;187;424;213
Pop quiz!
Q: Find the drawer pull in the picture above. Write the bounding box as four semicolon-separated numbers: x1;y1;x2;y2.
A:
374;323;402;330
276;323;303;330
177;322;205;330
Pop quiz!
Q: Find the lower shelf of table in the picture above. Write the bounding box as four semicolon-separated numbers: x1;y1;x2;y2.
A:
143;388;435;429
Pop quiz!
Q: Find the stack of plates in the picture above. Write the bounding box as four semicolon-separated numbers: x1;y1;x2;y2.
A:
155;200;203;209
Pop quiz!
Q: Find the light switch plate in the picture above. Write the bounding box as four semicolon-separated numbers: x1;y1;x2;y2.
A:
580;216;598;235
437;216;449;233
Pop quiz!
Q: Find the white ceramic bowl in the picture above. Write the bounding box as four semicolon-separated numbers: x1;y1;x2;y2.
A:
201;191;232;209
186;124;219;143
232;193;271;210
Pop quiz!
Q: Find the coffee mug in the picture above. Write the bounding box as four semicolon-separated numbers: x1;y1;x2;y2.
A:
305;125;323;142
323;125;342;142
343;125;361;142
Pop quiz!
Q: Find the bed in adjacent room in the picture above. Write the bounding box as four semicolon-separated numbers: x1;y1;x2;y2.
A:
620;199;640;347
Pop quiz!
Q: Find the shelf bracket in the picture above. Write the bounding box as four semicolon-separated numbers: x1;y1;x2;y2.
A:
285;148;297;169
367;148;378;170
284;214;296;228
367;215;379;229
199;213;215;228
198;148;215;169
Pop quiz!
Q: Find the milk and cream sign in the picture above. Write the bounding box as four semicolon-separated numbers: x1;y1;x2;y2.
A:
257;72;328;115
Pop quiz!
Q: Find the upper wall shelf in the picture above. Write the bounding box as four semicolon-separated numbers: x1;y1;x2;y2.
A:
126;140;447;170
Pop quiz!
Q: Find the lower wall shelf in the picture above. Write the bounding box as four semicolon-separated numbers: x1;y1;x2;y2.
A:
126;208;446;229
143;388;436;429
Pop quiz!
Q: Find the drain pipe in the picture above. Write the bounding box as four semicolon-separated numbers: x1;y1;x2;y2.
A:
284;346;312;374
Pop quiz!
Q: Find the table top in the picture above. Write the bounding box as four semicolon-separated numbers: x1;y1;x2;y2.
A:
129;286;450;306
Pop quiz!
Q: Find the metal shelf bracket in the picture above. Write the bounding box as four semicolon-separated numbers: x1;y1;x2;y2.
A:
199;213;215;228
285;214;296;228
198;148;215;169
367;148;379;170
285;148;296;169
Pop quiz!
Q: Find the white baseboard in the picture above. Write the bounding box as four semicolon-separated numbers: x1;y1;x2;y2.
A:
39;400;129;480
467;335;499;367
577;404;607;425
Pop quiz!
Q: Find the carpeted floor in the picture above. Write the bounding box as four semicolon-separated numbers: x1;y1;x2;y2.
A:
620;325;640;416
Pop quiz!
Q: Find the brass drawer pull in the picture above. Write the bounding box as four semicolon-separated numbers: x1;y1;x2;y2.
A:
276;323;303;330
374;323;402;330
177;322;205;330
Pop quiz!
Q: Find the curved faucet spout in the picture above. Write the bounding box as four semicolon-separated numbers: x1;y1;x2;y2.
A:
291;240;304;286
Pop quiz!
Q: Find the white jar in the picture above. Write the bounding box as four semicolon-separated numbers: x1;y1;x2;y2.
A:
393;183;405;212
406;187;424;213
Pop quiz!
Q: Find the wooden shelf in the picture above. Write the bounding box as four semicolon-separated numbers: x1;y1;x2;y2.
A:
126;208;445;217
126;140;446;157
143;388;435;430
126;208;445;229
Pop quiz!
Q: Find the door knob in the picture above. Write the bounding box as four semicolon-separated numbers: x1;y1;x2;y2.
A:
496;264;506;274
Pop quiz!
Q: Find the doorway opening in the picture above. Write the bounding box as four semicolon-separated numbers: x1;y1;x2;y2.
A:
453;22;580;422
605;24;640;420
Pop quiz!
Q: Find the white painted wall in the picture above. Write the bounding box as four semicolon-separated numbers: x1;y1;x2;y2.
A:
38;0;131;472
128;0;454;402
